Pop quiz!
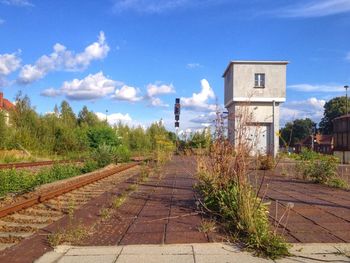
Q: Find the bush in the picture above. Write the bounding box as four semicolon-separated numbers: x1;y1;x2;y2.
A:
91;144;116;168
115;145;131;163
81;160;99;173
297;155;337;183
297;148;321;161
258;155;275;170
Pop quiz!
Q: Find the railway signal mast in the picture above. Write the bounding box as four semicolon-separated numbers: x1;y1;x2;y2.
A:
174;98;181;153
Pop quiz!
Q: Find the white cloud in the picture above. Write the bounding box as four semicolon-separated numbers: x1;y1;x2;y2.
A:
0;52;21;75
113;0;224;14
280;97;326;125
146;83;175;97
149;97;169;107
288;83;344;93
279;0;350;18
112;85;142;102
0;0;33;7
40;87;61;97
18;31;109;84
144;82;175;108
186;63;202;69
41;72;116;100
95;112;132;125
190;111;216;127
181;79;216;111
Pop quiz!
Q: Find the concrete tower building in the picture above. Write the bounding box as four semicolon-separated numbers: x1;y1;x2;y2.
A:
223;61;288;156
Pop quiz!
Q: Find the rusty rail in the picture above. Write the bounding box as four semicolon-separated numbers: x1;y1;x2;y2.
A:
0;160;82;170
0;163;138;218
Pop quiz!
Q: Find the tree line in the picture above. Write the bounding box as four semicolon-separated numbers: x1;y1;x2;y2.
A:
0;92;175;158
279;96;349;147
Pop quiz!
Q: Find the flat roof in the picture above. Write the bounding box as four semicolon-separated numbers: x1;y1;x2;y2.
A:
222;60;289;77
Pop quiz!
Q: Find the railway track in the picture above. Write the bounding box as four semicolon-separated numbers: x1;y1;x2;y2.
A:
0;160;81;170
0;163;140;251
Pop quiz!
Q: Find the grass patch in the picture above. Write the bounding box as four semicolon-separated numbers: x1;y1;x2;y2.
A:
0;162;101;198
47;225;89;247
112;194;127;209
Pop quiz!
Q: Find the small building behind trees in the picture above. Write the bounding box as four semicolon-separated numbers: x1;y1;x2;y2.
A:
333;114;350;163
0;92;15;125
295;134;333;154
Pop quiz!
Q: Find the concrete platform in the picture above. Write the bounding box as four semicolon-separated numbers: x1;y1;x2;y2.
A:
35;243;350;263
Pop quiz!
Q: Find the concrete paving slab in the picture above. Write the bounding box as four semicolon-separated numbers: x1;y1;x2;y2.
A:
192;243;240;255
57;255;117;263
122;244;193;255
34;251;64;263
195;254;270;263
117;254;194;263
35;243;350;263
66;246;122;255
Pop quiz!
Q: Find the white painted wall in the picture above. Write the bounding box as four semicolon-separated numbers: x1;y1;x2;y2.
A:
224;61;287;156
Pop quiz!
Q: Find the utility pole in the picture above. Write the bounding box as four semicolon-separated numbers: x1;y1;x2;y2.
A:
345;85;349;115
174;98;181;154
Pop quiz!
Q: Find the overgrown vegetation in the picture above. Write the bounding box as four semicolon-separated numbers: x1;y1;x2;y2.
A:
0;161;109;198
0;92;175;162
296;149;348;189
196;108;289;259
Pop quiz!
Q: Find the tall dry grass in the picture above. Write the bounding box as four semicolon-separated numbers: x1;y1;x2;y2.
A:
196;104;289;259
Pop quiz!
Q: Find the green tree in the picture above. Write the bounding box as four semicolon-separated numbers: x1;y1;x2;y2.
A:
0;111;8;149
60;100;77;128
87;125;120;148
279;118;315;147
78;106;99;127
319;96;350;134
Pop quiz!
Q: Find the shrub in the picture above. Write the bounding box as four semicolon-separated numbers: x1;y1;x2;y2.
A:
196;107;289;259
81;160;99;173
91;144;115;168
115;145;131;163
258;155;275;170
297;155;337;183
297;148;321;161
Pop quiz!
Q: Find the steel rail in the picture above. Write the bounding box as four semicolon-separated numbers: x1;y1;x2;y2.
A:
0;160;81;170
0;163;138;218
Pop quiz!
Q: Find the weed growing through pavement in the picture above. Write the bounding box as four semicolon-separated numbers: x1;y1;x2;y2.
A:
196;105;290;259
126;184;138;192
47;224;89;247
112;194;127;209
198;220;217;233
99;207;111;220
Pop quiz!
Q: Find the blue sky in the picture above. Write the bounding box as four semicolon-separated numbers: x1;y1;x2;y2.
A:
0;0;350;132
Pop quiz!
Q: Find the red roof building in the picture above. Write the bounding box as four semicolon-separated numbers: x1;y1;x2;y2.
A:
295;134;333;154
0;92;15;111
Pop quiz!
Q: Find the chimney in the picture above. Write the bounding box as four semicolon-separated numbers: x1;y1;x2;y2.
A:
0;92;3;109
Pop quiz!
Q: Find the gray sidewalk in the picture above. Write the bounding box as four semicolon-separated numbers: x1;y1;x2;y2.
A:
35;243;350;263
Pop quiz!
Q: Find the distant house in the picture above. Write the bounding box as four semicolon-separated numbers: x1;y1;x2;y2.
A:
295;134;333;154
333;114;350;163
0;92;15;125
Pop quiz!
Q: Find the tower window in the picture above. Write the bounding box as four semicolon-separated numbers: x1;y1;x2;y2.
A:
255;73;265;88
